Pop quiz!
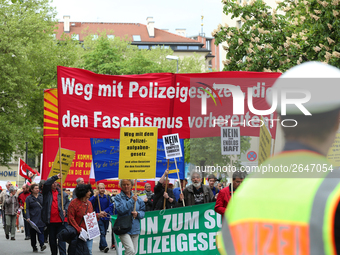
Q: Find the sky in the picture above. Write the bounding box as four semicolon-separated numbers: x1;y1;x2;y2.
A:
51;0;223;37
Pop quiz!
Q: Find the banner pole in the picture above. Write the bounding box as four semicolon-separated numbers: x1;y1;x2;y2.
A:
17;158;20;186
230;157;233;199
174;158;185;207
96;182;101;212
59;137;64;211
133;179;137;215
163;159;169;210
271;123;278;156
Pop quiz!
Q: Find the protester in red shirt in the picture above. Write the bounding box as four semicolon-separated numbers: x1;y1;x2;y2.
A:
68;184;107;255
214;171;245;216
42;174;69;255
17;184;31;240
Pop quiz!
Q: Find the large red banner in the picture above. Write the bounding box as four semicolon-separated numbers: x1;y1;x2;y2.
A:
57;66;281;138
42;89;155;190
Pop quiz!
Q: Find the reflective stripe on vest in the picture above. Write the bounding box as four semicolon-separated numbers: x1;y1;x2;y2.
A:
219;152;340;255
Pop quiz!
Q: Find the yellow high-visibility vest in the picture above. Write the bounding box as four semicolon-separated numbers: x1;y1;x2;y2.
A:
218;151;340;255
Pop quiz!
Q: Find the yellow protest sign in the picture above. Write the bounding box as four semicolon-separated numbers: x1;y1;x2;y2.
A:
119;127;158;179
327;132;340;166
48;148;75;184
258;116;272;165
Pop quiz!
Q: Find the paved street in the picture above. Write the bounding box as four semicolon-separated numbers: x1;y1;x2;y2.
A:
0;221;117;255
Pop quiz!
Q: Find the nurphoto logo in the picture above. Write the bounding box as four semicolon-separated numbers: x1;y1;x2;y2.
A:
199;83;311;128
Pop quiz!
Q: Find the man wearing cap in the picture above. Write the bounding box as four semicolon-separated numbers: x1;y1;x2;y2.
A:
218;62;340;255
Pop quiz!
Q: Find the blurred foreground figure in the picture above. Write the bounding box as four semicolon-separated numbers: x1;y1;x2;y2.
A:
218;62;340;255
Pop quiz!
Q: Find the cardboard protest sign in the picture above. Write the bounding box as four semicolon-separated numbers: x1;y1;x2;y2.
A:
84;212;100;240
119;127;158;179
221;127;240;155
48;148;75;183
162;133;182;159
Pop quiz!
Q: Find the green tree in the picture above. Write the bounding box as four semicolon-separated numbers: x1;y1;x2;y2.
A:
184;136;251;176
0;0;80;166
214;0;340;72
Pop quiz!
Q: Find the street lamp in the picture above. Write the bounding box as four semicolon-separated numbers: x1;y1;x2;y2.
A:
166;55;179;73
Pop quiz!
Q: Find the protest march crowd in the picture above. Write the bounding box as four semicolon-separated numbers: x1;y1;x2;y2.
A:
0;167;246;255
3;61;340;255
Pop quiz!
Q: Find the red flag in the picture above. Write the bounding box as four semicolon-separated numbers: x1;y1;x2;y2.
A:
18;159;34;183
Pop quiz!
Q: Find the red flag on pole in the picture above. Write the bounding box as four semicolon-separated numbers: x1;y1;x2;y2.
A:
18;158;34;183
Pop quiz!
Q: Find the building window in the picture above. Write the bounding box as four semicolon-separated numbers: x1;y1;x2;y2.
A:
133;35;141;41
188;46;199;50
162;45;170;49
138;45;149;49
72;34;79;40
92;35;98;40
206;40;211;50
177;45;188;50
236;20;242;29
107;35;115;39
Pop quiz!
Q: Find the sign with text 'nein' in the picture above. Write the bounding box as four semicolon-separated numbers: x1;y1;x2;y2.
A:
162;133;182;159
221;127;240;155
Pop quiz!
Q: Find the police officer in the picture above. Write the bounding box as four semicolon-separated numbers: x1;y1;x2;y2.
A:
218;62;340;255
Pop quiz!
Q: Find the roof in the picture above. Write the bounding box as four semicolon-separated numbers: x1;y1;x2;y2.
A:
55;22;200;44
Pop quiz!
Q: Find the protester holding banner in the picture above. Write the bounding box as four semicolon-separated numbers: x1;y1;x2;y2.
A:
140;183;153;212
89;183;111;253
42;174;69;255
152;170;176;210
39;180;49;244
25;183;47;252
115;179;145;255
68;184;107;255
214;171;245;216
4;186;19;240
178;171;214;206
18;184;31;240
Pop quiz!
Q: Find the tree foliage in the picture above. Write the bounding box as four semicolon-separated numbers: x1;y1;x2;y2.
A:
184;136;251;175
214;0;340;72
0;0;79;166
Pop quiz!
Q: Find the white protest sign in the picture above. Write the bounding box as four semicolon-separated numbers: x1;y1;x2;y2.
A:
84;212;100;240
162;133;182;159
221;127;241;155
